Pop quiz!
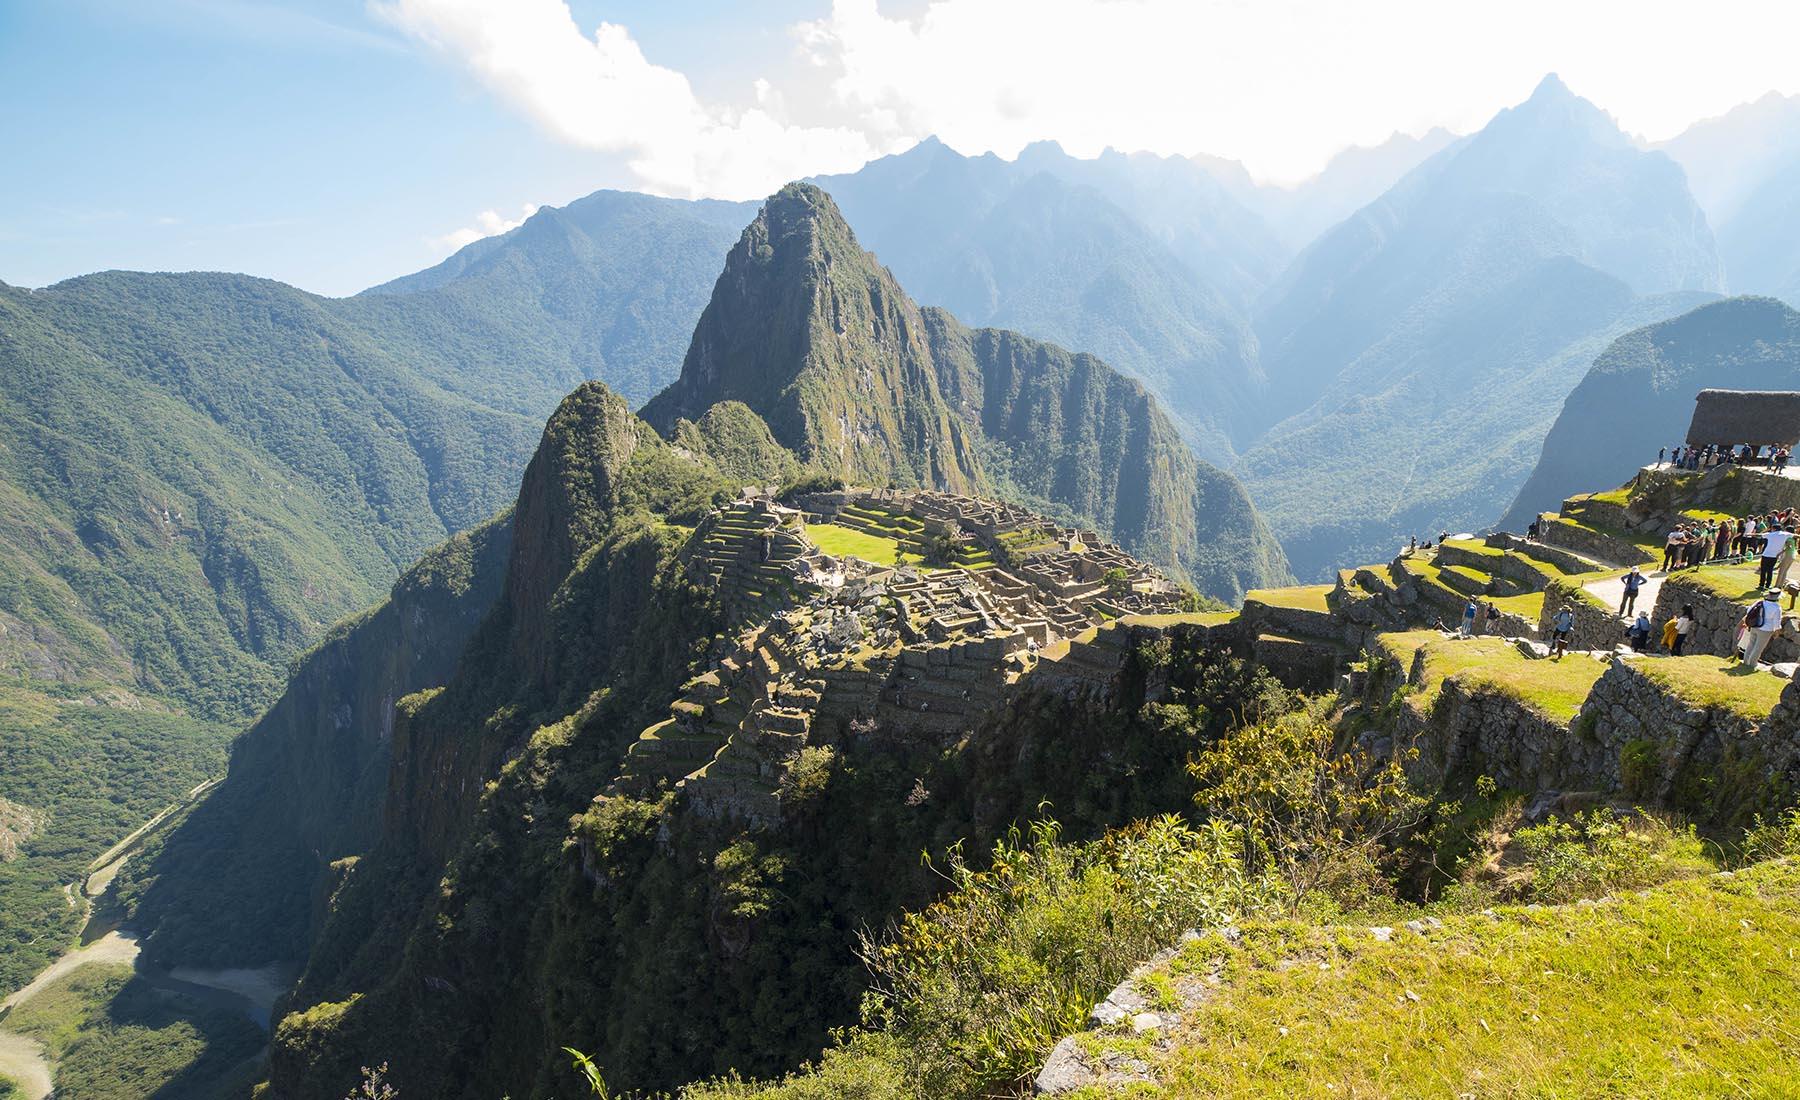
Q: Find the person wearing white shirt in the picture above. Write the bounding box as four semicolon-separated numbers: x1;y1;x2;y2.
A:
1761;525;1794;588
1740;589;1786;667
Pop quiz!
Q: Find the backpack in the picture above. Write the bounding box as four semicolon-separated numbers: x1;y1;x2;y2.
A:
1748;602;1766;629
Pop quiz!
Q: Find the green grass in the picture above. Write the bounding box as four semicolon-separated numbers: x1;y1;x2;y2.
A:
1244;585;1332;613
1632;655;1789;719
1486;589;1546;619
1673;560;1768;602
1438;537;1504;558
2;963;265;1100
804;522;923;565
1071;859;1800;1097
1376;630;1605;719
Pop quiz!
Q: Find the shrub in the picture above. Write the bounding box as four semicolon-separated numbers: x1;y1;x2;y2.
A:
1190;699;1425;911
1741;806;1800;863
854;815;1282;1096
1511;809;1714;903
1619;739;1660;800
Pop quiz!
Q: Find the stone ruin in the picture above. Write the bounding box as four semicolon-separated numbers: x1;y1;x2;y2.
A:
610;487;1193;824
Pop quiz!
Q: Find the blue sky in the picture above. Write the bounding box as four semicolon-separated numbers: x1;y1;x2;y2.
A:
5;0;1797;296
0;0;822;295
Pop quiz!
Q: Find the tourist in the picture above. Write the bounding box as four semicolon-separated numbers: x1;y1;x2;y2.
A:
1780;526;1799;589
1672;604;1694;655
1618;566;1645;617
1486;602;1501;633
1460;598;1478;638
1714;520;1731;562
1550;603;1575;659
1738;589;1786;667
1658;446;1667;466
1628;611;1652;651
1660;614;1679;653
1662;527;1684;572
1760;521;1794;588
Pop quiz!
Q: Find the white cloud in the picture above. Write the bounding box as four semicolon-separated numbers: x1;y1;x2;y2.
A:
431;203;539;252
379;0;1800;192
374;0;888;198
796;0;1800;183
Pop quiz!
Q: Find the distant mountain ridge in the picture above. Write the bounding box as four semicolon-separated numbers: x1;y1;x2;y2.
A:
1236;74;1721;577
643;182;1291;599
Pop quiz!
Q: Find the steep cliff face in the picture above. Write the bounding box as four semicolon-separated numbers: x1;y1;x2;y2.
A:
644;184;1290;600
641;183;982;493
926;317;1289;597
123;514;514;969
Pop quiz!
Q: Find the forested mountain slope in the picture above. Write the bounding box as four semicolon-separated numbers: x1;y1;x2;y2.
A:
814;140;1269;462
0;274;538;721
1503;296;1800;527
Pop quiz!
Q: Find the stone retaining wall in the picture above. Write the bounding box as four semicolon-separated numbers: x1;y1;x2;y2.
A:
1575;658;1796;805
1538;516;1654;567
1536;579;1627;652
1399;677;1586;793
1484;532;1597;575
1634;464;1800;519
1652;574;1800;663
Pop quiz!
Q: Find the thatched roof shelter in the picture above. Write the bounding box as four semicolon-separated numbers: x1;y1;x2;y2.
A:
1685;390;1800;447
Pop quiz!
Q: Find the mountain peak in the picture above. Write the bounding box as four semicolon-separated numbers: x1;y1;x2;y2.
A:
1529;72;1575;103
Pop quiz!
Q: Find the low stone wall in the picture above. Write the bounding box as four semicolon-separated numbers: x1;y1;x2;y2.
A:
1537;578;1627;652
1575;658;1794;807
1634;463;1800;519
1399;677;1580;793
1538;516;1655;567
1485;532;1597;576
1652;574;1800;663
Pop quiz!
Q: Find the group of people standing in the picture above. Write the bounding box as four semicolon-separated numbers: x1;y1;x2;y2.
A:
1660;443;1792;473
1661;511;1799;589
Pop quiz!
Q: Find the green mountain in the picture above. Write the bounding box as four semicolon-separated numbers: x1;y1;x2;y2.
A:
1502;296;1800;528
1237;76;1720;578
0;273;541;721
813;140;1270;461
642;182;1289;599
355;190;754;408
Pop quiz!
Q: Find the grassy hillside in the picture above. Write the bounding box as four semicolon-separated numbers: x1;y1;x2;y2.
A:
1064;859;1800;1096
